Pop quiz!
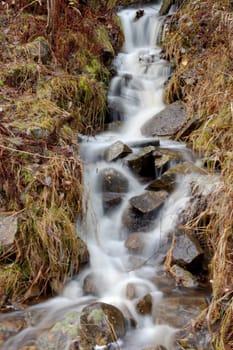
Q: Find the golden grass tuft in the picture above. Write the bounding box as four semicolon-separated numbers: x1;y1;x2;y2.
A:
162;0;233;347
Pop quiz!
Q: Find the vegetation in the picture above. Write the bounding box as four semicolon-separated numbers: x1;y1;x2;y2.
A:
0;0;124;303
162;0;233;347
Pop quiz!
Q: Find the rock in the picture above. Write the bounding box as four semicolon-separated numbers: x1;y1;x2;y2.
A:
147;161;206;192
98;167;129;193
175;117;202;140
125;232;145;253
83;273;100;296
169;265;198;288
38;311;80;350
126;146;156;178
159;0;174;15
167;232;204;272
153;148;183;175
80;302;126;348
127;138;160;148
136;294;152;315
16;37;51;64
105;140;132;162
155;295;208;328
102;192;123;212
141;102;187;137
0;215;18;248
122;191;168;233
130;191;168;214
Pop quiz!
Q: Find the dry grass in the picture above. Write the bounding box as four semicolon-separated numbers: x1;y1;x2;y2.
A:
162;0;233;348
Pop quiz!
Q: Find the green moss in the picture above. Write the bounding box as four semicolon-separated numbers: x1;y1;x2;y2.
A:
85;58;110;84
96;25;115;56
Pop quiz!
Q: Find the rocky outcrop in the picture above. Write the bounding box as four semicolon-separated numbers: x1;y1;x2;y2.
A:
141;102;187;137
125;146;156;178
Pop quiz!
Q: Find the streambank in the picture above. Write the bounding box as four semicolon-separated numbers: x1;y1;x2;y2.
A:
161;0;233;348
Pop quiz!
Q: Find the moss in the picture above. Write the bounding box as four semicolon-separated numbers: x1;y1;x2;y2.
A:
85;58;110;84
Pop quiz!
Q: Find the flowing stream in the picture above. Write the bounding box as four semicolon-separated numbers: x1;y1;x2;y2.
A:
0;3;209;350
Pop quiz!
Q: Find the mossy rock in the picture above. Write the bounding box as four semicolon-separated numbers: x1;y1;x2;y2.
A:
16;37;51;64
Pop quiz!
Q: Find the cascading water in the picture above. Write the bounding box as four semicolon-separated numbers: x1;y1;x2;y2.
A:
0;3;208;350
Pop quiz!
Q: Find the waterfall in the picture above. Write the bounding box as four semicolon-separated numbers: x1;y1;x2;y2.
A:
0;3;206;350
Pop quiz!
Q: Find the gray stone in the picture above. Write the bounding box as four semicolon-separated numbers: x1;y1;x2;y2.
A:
0;215;18;247
147;161;206;192
126;146;156;178
122;191;168;233
141;102;187;137
130;191;168;214
153;148;183;175
169;232;204;270
102;192;123;212
98;167;129;193
80;302;126;348
105;141;132;162
169;265;198;288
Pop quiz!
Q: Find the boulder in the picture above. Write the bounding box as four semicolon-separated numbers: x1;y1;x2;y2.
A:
98;167;129;193
105;140;132;162
153;148;183;175
130;191;168;214
122;191;168;232
125;146;156;178
127;138;160;148
80;302;126;348
146;161;206;192
167;232;204;272
102;192;123;212
141;102;187;137
16;37;51;64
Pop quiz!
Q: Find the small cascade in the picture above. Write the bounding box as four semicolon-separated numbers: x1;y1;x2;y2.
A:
0;3;210;350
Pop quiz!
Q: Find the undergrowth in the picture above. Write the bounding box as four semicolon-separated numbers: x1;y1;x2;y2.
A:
163;0;233;348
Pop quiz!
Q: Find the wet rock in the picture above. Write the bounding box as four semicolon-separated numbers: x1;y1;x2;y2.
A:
130;191;168;214
169;265;198;288
83;273;100;296
155;295;208;328
147;161;206;192
159;0;174;15
141;102;187;137
153;148;183;175
98;168;129;193
0;318;26;346
136;294;152;315
167;232;204;272
80;302;126;348
0;215;18;248
105;141;132;162
122;191;168;233
127;138;160;148
126;146;156;178
38;311;80;350
125;232;145;253
102;192;123;212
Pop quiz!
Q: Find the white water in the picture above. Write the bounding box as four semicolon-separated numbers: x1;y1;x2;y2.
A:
0;3;202;350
